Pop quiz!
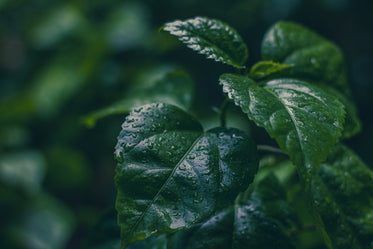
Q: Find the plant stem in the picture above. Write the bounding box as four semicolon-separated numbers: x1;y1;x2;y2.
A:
257;145;287;155
219;98;229;127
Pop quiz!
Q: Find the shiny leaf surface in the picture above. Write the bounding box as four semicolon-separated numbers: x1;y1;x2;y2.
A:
167;174;296;249
311;144;373;249
320;85;361;139
261;21;361;137
163;17;248;68
220;74;345;185
114;103;258;248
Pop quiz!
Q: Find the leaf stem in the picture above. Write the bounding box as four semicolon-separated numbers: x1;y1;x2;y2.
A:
257;145;287;155
219;98;230;127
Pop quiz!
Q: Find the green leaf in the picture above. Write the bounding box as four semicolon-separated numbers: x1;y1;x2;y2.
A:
167;174;296;249
319;85;361;139
114;103;258;248
261;21;361;137
249;61;292;80
261;22;344;91
125;235;167;249
163;16;248;68
311;144;373;249
220;74;345;185
83;68;194;127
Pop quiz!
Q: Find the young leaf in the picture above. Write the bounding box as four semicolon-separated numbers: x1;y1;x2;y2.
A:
125;235;167;249
261;21;361;137
249;61;292;80
114;103;258;248
83;69;194;127
163;16;248;68
220;74;345;185
261;22;344;92
167;174;296;249
311;144;373;249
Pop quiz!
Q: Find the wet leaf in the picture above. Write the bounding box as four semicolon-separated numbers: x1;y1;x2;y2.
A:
163;16;248;68
311;144;373;249
261;21;361;137
220;74;345;185
249;61;292;80
167;174;296;249
114;103;258;248
83;68;194;127
319;85;361;139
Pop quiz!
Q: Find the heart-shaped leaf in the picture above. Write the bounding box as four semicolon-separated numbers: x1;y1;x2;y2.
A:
220;74;345;185
114;103;258;248
261;21;361;137
163;17;248;68
311;144;373;249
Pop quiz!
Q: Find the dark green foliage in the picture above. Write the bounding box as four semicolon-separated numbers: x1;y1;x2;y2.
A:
261;21;361;138
220;74;345;185
109;16;373;249
172;174;297;249
2;2;372;248
114;103;258;248
311;144;373;249
163;17;248;68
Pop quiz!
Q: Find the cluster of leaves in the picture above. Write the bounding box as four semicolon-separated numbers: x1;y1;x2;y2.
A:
112;17;373;249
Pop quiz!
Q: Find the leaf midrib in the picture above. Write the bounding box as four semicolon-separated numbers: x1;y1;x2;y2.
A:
182;22;245;67
262;86;306;163
128;131;205;238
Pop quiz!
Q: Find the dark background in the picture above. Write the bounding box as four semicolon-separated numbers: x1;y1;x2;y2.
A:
0;0;372;248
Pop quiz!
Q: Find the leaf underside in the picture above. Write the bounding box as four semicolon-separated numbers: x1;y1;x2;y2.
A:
220;74;345;185
114;103;258;248
163;16;248;68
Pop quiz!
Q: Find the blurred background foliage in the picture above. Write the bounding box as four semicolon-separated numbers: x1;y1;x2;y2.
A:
0;0;372;248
